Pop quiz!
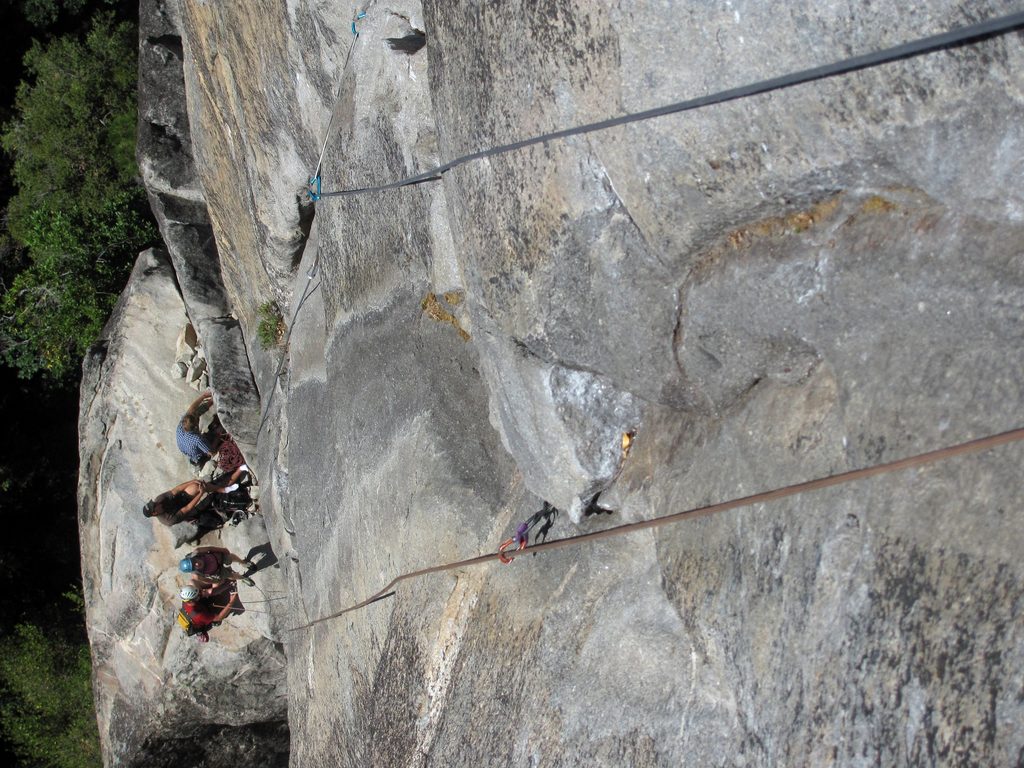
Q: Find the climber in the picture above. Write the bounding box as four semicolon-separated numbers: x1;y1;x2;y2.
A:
181;545;255;597
142;477;243;527
175;390;225;466
142;479;247;548
176;389;252;479
176;585;240;643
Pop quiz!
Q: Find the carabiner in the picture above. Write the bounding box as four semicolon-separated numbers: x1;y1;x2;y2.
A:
498;537;526;564
307;175;322;202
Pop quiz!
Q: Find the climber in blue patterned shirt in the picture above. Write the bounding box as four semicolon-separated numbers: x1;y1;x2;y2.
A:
176;390;225;466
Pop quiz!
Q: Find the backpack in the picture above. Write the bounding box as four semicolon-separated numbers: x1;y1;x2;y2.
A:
176;602;202;636
176;607;200;636
176;600;215;637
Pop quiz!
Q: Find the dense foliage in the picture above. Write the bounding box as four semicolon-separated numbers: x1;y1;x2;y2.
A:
0;355;94;767
1;12;155;380
20;0;89;28
0;619;101;768
0;2;146;765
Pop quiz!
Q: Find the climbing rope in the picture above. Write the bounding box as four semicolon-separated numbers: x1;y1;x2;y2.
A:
308;10;367;194
245;578;288;605
252;12;1024;601
311;10;1024;199
253;11;369;439
288;426;1024;631
265;10;1024;440
254;267;322;438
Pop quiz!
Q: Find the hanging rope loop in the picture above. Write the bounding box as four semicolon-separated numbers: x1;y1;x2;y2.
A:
288;426;1024;631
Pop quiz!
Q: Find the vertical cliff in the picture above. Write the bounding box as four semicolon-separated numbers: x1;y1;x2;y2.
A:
83;1;1024;765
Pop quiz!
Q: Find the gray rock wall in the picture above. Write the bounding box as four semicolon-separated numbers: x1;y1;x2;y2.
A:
423;0;1024;513
104;0;1024;765
284;1;1023;763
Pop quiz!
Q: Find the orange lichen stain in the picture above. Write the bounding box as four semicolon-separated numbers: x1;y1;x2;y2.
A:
690;194;844;283
725;195;843;250
789;196;842;230
421;292;470;341
621;431;635;457
881;184;934;203
860;195;898;214
443;290;465;307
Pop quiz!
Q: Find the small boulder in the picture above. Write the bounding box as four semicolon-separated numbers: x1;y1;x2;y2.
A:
175;323;198;361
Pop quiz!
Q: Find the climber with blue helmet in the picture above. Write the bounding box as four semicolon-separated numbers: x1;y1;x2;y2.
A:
180;545;255;598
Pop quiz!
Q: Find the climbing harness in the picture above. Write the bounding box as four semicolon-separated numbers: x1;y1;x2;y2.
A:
498;503;558;563
288;425;1024;631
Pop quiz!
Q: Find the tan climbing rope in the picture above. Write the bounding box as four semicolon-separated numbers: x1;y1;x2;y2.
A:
289;426;1024;631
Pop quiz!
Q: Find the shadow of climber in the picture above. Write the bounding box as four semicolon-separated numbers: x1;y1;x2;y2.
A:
244;542;279;575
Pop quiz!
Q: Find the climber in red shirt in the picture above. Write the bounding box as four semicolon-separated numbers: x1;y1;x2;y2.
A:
177;585;239;642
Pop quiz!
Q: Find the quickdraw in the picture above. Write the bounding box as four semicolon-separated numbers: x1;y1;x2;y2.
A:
351;10;366;37
305;9;368;203
307;174;322;202
498;502;558;564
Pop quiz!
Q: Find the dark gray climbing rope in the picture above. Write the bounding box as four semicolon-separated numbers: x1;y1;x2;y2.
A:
313;10;1024;199
255;12;369;438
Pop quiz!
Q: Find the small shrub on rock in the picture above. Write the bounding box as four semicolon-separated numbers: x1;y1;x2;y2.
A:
257;302;286;349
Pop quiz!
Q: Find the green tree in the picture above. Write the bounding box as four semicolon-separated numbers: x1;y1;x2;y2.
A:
3;13;138;232
1;13;155;379
2;190;155;377
0;621;101;768
20;1;89;28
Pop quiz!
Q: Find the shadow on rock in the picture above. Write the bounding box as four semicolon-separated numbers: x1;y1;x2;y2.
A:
583;494;615;519
244;541;279;574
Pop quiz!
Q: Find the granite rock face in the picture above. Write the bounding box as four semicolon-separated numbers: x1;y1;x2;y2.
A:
137;0;260;448
96;0;1024;764
78;249;288;767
